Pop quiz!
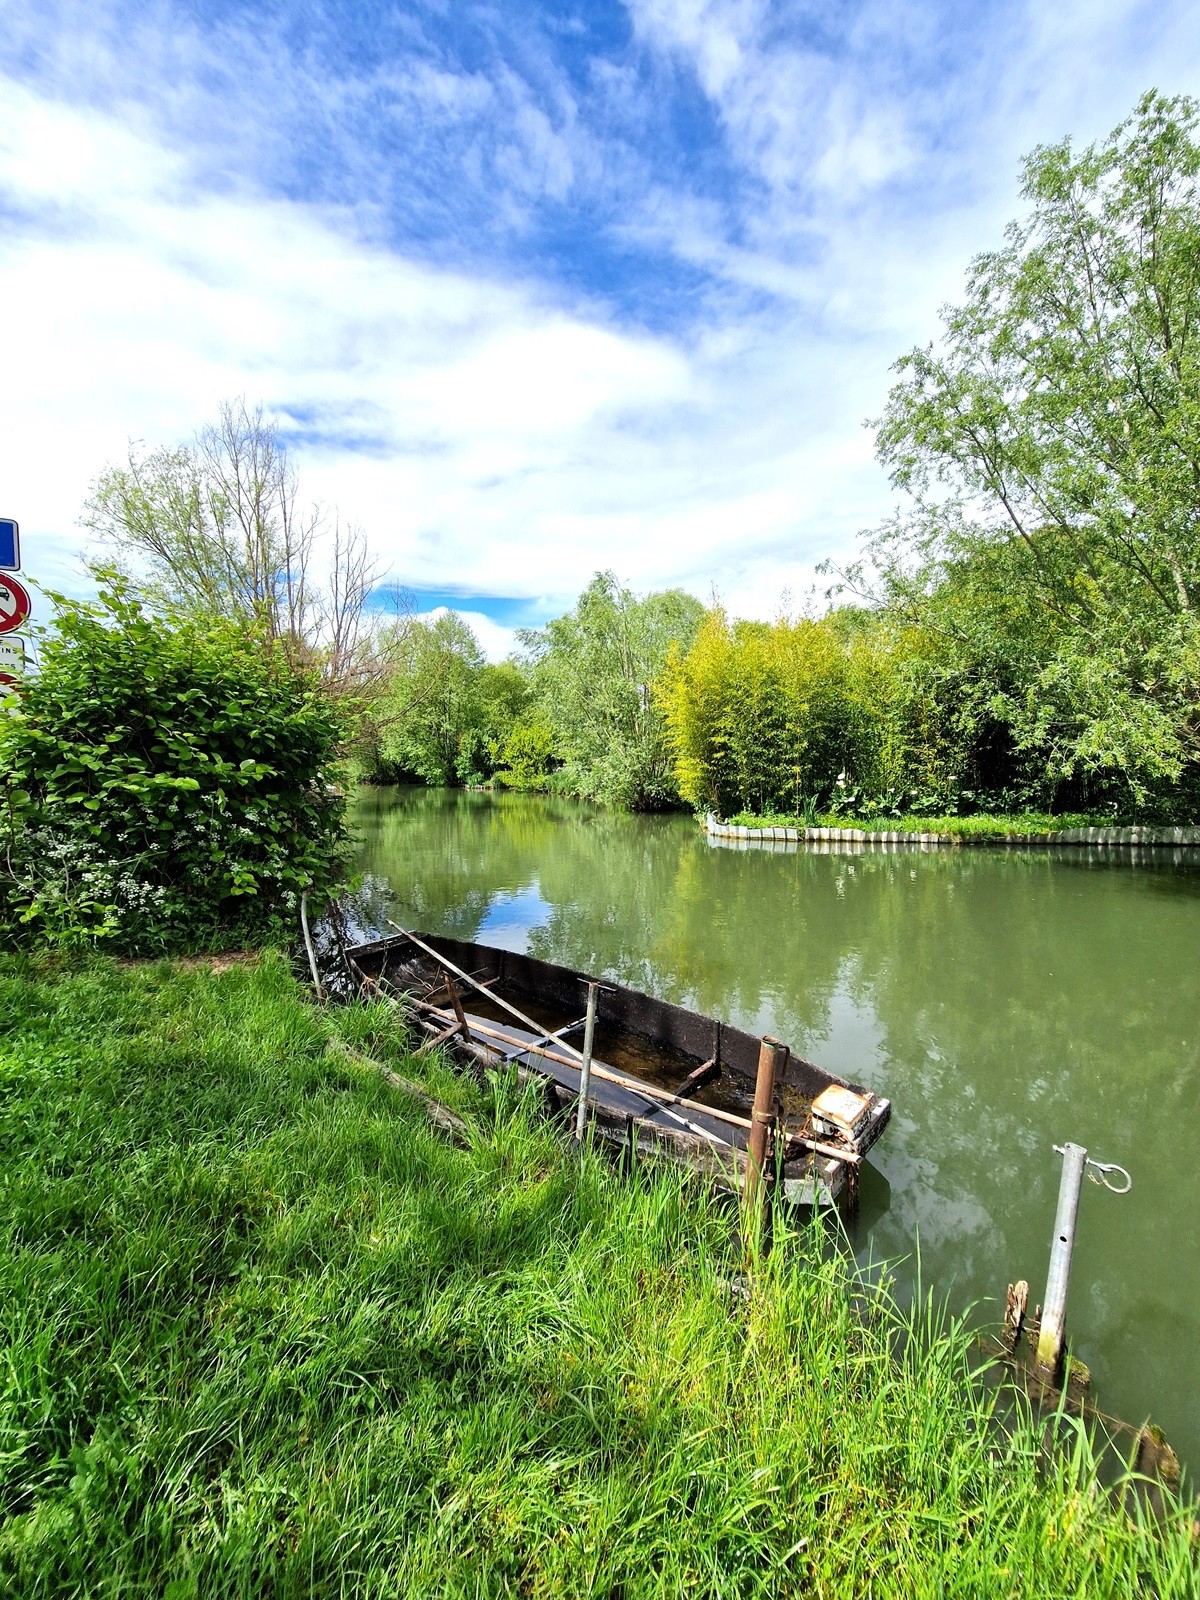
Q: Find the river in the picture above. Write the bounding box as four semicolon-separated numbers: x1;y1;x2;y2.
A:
350;784;1200;1471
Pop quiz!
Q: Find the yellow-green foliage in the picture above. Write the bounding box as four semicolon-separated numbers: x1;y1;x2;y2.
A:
658;609;918;817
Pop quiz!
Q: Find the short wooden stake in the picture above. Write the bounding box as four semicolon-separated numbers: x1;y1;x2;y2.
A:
744;1037;785;1241
574;981;600;1143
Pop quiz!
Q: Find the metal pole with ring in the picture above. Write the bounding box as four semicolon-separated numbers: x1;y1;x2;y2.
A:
1035;1142;1132;1382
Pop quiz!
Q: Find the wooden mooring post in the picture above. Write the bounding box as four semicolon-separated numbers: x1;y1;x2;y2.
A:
744;1037;786;1247
574;981;600;1143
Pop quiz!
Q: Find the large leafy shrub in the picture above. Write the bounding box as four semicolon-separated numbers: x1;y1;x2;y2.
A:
0;584;349;950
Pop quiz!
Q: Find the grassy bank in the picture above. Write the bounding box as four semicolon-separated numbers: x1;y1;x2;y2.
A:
726;809;1129;840
1;954;1195;1597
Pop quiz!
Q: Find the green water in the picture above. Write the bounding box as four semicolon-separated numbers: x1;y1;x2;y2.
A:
351;784;1200;1471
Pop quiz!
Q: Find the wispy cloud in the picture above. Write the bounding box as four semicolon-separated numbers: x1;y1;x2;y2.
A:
2;0;1199;637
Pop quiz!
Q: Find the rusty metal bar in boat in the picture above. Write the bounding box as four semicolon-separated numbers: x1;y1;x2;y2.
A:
391;924;590;1066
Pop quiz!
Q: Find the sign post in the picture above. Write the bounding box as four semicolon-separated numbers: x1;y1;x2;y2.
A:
0;519;29;700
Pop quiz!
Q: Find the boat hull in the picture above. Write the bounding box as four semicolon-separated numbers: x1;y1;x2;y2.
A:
345;930;890;1204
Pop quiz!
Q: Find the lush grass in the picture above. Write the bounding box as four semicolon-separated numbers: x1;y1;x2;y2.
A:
0;954;1194;1597
726;810;1126;839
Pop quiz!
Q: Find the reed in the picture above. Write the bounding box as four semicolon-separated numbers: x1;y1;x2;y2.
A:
0;952;1194;1597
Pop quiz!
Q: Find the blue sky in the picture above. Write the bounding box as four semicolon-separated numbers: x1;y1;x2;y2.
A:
3;0;1200;652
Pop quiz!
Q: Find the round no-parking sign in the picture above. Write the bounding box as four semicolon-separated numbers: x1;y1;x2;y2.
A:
0;574;30;635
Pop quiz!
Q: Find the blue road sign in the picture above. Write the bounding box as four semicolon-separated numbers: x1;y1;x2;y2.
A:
0;520;18;571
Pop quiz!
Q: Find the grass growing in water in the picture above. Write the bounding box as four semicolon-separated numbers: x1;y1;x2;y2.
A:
0;953;1194;1597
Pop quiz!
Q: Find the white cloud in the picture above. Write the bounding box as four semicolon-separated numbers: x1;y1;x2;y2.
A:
4;0;1200;642
420;608;519;665
0;72;907;628
626;0;917;204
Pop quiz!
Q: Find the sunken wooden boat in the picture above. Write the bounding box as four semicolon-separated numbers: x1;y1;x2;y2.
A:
345;928;891;1206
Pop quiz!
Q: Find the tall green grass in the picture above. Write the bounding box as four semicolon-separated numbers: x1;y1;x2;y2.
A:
0;953;1194;1597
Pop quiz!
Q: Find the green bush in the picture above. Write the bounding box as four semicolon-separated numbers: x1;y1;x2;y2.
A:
494;714;560;790
0;582;349;951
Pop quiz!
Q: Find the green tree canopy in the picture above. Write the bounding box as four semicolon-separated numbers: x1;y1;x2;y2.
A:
520;573;705;809
868;91;1200;801
377;611;491;786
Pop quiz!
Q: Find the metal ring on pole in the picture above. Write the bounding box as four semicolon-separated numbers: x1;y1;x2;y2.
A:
1087;1159;1132;1194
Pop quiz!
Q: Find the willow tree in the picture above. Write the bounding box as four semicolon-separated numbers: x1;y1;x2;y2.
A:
520;573;704;810
869;92;1200;803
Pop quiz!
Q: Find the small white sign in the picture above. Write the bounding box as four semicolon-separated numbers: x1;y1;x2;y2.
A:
0;637;26;672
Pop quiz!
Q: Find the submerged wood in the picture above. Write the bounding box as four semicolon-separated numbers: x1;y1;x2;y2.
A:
983;1314;1183;1517
674;1057;719;1098
1003;1280;1030;1352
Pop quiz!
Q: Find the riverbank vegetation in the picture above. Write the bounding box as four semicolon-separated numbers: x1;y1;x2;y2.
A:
360;573;704;810
0;580;347;953
2;951;1195;1596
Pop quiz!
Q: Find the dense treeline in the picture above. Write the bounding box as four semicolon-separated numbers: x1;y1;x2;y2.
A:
362;570;1185;824
359;573;704;811
359;567;1194;823
655;598;1167;822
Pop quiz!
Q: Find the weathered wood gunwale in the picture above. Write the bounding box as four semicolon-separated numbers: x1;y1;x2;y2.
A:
346;929;891;1205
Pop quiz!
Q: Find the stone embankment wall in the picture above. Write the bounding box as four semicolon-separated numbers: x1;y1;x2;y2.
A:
704;815;1200;855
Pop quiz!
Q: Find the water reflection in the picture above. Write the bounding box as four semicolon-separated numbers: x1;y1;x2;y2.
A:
350;786;1200;1468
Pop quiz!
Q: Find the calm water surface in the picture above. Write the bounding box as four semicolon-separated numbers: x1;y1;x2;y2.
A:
351;785;1200;1470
